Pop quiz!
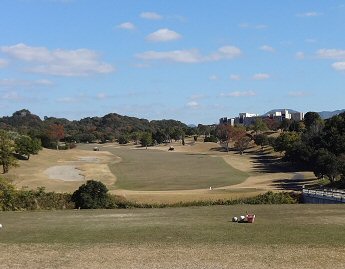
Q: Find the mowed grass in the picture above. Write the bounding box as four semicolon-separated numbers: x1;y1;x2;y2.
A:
1;205;345;246
1;205;345;268
82;145;249;191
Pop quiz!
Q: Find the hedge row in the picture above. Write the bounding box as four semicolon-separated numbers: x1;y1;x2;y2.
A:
1;178;300;211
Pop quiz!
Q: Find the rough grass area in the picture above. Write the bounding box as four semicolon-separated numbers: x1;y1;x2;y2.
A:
0;205;344;268
99;146;248;191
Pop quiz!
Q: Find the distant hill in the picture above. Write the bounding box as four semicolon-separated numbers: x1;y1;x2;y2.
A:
263;109;299;116
317;109;345;119
0;109;189;142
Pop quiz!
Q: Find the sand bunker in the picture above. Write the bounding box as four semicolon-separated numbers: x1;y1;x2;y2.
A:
44;165;85;181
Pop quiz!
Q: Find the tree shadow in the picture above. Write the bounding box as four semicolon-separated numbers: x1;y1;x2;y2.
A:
249;152;295;173
270;174;319;191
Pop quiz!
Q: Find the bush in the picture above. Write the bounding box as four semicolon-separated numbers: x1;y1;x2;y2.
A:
71;180;109;209
0;178;16;210
204;136;218;143
1;178;73;211
118;135;129;145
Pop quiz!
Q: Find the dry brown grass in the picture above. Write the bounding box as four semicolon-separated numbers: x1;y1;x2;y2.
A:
1;243;344;269
5;141;318;203
5;148;118;192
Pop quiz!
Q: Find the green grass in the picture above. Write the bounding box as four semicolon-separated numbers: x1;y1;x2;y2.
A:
84;145;249;191
1;204;345;246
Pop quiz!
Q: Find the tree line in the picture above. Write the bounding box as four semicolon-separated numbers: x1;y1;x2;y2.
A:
215;112;345;188
0;109;214;147
0;178;299;211
271;112;345;187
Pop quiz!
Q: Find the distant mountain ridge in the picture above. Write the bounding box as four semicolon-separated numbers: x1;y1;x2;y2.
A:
317;109;345;119
263;109;299;116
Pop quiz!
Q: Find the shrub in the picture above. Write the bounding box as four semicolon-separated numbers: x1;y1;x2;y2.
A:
118;135;129;145
204;136;218;143
71;180;109;209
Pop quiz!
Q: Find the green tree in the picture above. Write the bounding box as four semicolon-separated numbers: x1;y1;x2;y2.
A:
71;180;109;209
0;131;18;174
130;131;142;145
313;149;342;183
322;112;345;156
254;134;269;150
140;132;153;149
118;134;129;144
273;132;300;154
171;127;184;141
304;112;324;132
279;119;291;132
15;135;42;160
152;130;166;144
0;177;16;210
253;118;268;134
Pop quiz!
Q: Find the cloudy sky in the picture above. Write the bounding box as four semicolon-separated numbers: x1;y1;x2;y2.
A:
0;0;344;124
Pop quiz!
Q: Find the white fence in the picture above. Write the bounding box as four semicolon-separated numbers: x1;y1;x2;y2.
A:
302;188;345;204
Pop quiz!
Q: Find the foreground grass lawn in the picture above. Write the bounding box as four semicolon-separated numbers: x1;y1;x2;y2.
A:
1;204;344;245
1;205;344;268
81;145;249;191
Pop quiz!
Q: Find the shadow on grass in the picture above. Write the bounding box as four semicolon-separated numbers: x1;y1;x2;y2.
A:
270;174;320;191
241;149;320;191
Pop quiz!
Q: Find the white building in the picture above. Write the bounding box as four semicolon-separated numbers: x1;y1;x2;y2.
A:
219;109;304;127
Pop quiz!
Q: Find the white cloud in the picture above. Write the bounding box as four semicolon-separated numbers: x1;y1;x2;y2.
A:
332;62;345;71
0;59;8;68
259;45;275;52
220;90;256;97
117;22;135;30
146;28;182;42
229;74;241;80
1;43;115;76
209;75;218;81
190;94;206;100
316;49;345;60
136;45;242;63
297;11;323;17
295;51;305;60
186;101;200;109
208;46;242;60
56;97;78;103
0;78;54;88
239;23;268;29
252;73;270;80
136;49;202;63
2;91;21;101
288;91;309;97
133;63;151;68
140;12;162;20
305;38;317;43
96;92;109;99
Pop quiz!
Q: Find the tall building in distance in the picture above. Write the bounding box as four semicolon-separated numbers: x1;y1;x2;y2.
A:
219;109;304;126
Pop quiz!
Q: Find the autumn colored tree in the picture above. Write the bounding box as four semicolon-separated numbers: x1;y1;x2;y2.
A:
216;124;247;152
47;124;65;150
235;136;252;155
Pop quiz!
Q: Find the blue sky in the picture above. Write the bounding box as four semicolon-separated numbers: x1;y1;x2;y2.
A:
0;0;344;124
